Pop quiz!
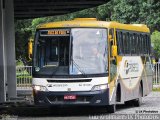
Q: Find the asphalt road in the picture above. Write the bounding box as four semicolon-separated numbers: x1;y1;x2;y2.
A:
1;92;160;120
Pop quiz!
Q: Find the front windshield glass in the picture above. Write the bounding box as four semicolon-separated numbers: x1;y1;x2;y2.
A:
33;29;70;76
70;28;108;75
33;28;108;77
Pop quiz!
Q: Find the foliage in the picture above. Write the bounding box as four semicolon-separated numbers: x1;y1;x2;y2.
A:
16;59;24;66
15;0;160;64
152;88;160;92
15;19;32;65
111;0;160;32
111;0;140;23
151;31;160;58
29;0;160;32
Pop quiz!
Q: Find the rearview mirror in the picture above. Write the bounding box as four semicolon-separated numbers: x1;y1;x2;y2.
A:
112;45;117;57
28;39;33;60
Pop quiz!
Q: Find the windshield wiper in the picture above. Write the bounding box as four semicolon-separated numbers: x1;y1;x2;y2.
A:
72;59;86;75
70;31;86;77
50;66;61;77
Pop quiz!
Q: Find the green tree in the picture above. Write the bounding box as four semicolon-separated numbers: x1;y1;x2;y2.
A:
15;19;32;65
15;0;160;65
151;31;160;58
109;0;160;32
111;0;141;23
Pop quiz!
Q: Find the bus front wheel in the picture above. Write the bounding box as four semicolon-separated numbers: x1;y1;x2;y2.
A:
107;104;116;113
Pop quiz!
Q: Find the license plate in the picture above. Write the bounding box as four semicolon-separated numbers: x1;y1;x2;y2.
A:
64;95;76;100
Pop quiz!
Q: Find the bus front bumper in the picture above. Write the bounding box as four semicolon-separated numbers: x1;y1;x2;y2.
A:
33;89;109;106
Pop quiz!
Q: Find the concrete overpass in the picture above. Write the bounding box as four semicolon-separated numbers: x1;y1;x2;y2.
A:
0;0;109;102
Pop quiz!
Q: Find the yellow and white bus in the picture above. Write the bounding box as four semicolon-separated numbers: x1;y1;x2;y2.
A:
31;18;153;113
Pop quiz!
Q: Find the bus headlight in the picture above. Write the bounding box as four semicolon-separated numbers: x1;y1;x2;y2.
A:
33;85;48;91
91;84;108;91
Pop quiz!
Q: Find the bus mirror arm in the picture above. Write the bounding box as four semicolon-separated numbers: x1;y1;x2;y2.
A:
28;54;32;60
109;35;112;40
109;35;114;42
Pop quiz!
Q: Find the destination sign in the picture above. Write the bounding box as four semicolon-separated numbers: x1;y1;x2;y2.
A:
48;30;70;35
40;29;70;36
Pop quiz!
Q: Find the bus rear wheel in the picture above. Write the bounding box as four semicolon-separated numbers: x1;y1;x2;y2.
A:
133;84;142;107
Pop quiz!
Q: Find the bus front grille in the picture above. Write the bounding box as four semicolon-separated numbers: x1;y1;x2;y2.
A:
47;79;92;83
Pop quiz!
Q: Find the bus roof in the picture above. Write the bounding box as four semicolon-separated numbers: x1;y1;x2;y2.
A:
37;18;150;33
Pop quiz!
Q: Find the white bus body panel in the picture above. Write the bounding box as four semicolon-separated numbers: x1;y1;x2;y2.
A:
32;77;108;92
119;56;143;90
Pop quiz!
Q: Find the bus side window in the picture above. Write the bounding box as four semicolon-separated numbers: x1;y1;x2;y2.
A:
134;33;137;55
130;33;134;55
136;34;140;55
116;31;119;54
148;35;151;55
129;33;132;55
126;32;130;55
122;32;125;55
133;33;136;55
144;35;146;54
143;35;146;55
145;34;149;55
146;35;149;54
140;34;143;54
116;31;122;55
120;32;124;55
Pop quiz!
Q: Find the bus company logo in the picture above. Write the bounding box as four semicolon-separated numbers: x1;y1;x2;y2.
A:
124;60;139;75
124;60;130;74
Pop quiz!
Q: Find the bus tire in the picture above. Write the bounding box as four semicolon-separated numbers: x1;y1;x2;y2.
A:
33;90;38;105
133;84;142;107
107;104;116;113
116;84;121;102
125;100;132;106
33;97;38;105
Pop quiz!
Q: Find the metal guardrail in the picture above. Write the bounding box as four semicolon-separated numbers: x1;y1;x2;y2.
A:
153;63;160;88
16;66;32;90
16;64;160;90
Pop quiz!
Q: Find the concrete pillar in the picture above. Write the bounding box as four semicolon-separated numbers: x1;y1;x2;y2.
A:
0;0;16;102
4;0;17;99
0;0;6;102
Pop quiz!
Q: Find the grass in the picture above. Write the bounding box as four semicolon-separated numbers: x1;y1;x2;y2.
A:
152;88;160;92
16;76;32;79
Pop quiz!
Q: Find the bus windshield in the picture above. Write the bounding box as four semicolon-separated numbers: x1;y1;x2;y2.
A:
70;28;108;75
33;28;108;77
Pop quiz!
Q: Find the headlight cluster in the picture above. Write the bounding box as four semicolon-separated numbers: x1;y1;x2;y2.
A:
91;84;108;91
33;85;48;91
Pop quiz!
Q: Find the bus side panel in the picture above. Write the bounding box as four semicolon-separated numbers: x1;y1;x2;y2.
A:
141;61;153;96
118;56;152;102
119;79;136;102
